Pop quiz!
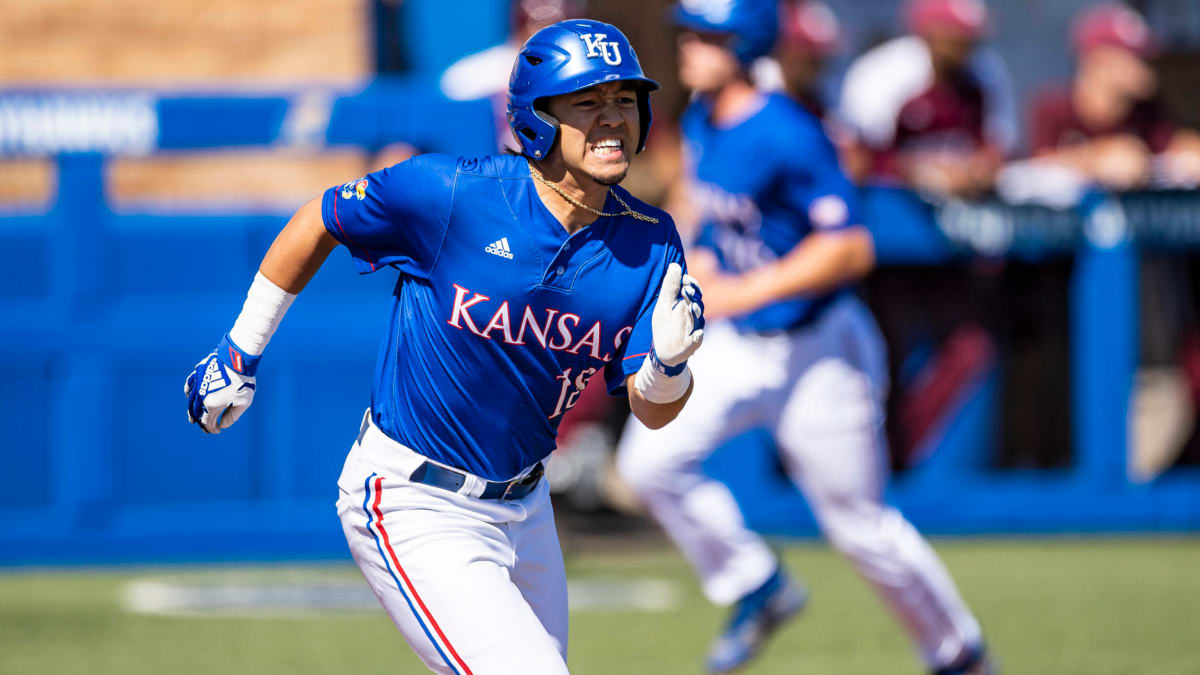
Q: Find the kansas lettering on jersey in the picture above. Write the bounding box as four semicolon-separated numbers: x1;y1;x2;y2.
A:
682;93;861;332
321;154;684;481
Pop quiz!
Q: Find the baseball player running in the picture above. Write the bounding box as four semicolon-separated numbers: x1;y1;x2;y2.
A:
616;1;991;673
184;20;703;674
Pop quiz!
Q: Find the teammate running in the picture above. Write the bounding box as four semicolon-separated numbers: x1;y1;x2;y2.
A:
184;20;703;674
616;2;991;673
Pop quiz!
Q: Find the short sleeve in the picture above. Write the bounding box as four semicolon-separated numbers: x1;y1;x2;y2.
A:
836;37;932;149
603;226;688;397
692;222;719;253
320;154;456;277
971;46;1018;155
778;123;861;233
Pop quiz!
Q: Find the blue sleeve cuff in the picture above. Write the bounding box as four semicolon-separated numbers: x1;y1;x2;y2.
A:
649;346;688;377
218;333;261;377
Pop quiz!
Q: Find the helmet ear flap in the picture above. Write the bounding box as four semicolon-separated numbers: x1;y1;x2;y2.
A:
534;109;560;138
510;107;559;159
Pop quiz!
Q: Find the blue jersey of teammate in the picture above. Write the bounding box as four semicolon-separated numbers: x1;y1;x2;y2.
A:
682;92;861;332
321;153;684;481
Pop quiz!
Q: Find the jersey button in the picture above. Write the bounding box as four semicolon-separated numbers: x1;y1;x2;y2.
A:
556;266;566;276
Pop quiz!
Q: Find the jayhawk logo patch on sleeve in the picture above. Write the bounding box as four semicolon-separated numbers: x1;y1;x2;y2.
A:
341;178;369;200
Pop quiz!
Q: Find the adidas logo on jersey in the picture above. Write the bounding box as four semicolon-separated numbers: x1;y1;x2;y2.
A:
485;237;514;259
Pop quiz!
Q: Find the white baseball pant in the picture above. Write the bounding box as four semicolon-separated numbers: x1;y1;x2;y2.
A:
337;412;569;674
617;296;983;667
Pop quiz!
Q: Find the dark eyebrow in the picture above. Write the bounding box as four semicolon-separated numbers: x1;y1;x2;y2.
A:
572;83;638;97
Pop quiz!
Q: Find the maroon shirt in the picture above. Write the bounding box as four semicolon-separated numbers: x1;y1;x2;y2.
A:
871;75;988;179
1031;87;1176;154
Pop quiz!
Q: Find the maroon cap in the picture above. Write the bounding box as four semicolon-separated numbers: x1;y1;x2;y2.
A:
1071;4;1154;57
780;1;841;55
907;0;989;39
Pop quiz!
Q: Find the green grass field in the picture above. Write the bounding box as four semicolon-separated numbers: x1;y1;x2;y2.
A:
1;536;1197;674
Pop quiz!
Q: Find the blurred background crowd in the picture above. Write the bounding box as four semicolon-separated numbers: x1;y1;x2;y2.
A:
435;0;1200;514
2;0;1200;564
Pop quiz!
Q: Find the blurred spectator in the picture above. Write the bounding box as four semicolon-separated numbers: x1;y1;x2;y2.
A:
1131;251;1198;482
751;0;841;118
1029;4;1200;191
439;0;583;149
1025;5;1200;481
837;0;1016;199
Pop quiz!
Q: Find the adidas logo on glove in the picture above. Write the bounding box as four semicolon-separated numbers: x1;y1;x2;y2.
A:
485;237;514;259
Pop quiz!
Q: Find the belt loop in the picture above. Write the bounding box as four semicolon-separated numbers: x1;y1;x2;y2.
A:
356;409;371;445
462;474;487;499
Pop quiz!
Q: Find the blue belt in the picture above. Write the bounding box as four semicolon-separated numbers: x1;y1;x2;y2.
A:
409;461;544;501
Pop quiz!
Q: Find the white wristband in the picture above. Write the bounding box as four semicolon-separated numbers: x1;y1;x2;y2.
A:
634;355;692;404
228;272;297;356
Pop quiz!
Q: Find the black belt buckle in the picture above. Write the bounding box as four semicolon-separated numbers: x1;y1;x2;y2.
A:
501;462;544;500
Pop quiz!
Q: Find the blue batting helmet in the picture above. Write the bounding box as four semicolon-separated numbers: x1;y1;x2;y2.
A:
674;0;780;64
507;19;660;160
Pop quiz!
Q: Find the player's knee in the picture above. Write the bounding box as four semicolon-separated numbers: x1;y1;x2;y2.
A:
619;448;700;506
814;496;888;556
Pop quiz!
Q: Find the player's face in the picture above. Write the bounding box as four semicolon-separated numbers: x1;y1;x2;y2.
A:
545;82;639;186
777;45;825;95
1085;45;1157;101
677;31;739;93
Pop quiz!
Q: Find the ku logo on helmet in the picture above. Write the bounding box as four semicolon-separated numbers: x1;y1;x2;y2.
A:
579;33;622;66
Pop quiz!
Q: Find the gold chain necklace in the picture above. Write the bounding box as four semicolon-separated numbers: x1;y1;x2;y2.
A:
526;159;659;224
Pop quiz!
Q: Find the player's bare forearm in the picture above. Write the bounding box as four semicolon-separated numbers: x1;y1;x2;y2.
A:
839;140;874;184
259;197;340;294
698;228;875;318
1033;142;1094;173
1166;128;1200;155
749;227;874;303
627;374;693;429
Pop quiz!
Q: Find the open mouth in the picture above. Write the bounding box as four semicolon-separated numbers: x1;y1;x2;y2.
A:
590;137;625;161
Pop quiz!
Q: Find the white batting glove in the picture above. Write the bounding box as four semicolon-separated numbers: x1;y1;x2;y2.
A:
651;262;705;368
184;334;259;435
636;262;704;403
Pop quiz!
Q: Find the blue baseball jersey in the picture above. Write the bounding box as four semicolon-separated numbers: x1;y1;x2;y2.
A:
321;154;684;481
682;93;862;332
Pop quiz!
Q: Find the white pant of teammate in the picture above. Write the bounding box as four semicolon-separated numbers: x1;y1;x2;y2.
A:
337;412;569;674
617;296;983;668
